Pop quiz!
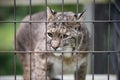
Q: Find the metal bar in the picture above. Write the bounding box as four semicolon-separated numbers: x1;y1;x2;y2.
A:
75;53;79;80
13;0;16;79
62;0;64;14
0;50;119;53
45;0;48;80
92;0;95;52
76;0;79;14
107;0;111;79
107;0;111;51
29;0;32;79
29;0;32;48
92;0;95;79
1;20;120;23
91;53;95;80
61;53;64;80
75;0;79;80
91;17;94;80
107;52;110;80
61;0;64;80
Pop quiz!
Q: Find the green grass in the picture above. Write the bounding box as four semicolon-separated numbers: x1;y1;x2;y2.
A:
0;23;22;75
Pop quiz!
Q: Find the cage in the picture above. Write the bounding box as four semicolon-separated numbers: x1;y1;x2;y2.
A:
0;0;119;80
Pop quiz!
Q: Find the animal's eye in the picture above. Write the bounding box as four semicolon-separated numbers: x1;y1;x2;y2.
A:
75;26;81;31
62;22;65;25
75;27;77;30
63;34;68;38
60;34;68;39
48;32;53;37
54;22;56;25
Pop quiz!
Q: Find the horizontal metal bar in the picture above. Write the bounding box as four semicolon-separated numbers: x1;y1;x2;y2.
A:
0;20;120;23
0;50;119;53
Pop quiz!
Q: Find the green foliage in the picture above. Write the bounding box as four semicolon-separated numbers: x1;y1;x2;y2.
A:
0;54;22;75
0;7;13;21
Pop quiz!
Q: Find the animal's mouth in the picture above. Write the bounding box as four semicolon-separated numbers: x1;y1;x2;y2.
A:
51;46;75;57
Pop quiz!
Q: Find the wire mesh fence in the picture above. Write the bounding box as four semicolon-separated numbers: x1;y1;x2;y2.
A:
0;0;119;80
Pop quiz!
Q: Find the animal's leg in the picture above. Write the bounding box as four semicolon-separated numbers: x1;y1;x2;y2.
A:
18;53;31;80
74;63;87;80
33;53;51;80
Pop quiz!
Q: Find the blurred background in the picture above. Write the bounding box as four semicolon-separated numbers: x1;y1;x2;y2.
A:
0;0;114;77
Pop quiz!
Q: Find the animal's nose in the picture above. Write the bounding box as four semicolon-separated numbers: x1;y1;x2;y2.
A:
52;46;58;51
51;39;60;50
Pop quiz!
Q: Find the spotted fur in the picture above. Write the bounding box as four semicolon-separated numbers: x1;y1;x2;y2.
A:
16;7;89;80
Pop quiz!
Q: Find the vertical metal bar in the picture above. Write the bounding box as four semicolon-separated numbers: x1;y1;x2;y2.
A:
76;0;79;14
92;0;95;53
92;0;95;79
108;0;111;50
61;52;64;80
107;52;110;80
91;52;94;80
62;0;64;15
75;0;79;80
45;0;48;80
29;0;32;79
75;53;79;80
61;0;64;80
45;0;48;50
14;0;17;79
29;0;32;47
107;0;111;79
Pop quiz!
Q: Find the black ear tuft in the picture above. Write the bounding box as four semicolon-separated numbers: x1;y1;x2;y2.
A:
74;14;78;18
74;9;87;19
52;10;57;15
47;7;57;20
78;9;87;19
47;7;57;15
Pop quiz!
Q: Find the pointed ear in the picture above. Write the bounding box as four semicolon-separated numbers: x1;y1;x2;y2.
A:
47;7;56;20
76;9;87;20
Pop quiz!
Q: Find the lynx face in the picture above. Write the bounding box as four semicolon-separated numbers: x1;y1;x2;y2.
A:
46;7;87;57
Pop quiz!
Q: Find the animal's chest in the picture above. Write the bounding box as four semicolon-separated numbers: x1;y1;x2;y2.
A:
48;54;87;75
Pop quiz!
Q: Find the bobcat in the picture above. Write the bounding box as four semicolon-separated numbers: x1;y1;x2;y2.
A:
16;7;89;80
